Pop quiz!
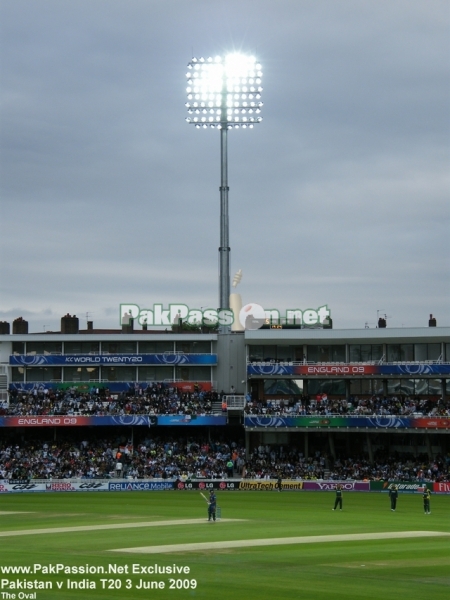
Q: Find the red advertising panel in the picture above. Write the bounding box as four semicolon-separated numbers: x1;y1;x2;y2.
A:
297;364;379;375
433;482;450;494
3;416;93;427
412;418;450;429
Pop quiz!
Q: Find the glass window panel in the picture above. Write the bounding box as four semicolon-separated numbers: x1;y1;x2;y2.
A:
26;367;61;382
177;367;189;381
317;346;330;362
191;341;211;353
248;345;263;361
175;366;210;381
12;342;25;355
262;346;277;361
331;380;346;394
307;380;320;395
102;366;136;382
294;346;304;361
307;346;321;362
414;344;427;361
428;379;442;396
427;344;441;361
307;379;345;395
276;345;293;361
291;379;304;394
26;342;62;355
177;342;193;354
400;345;414;361
64;341;99;354
138;341;174;353
372;379;384;394
64;367;100;382
371;345;383;361
446;343;450;362
359;345;372;362
174;341;211;353
349;345;361;362
264;379;298;395
307;346;345;363
387;345;401;362
399;379;414;395
102;342;137;354
414;379;428;395
138;366;173;381
11;367;24;382
387;379;401;394
360;379;373;395
26;342;44;355
349;379;361;394
331;346;346;362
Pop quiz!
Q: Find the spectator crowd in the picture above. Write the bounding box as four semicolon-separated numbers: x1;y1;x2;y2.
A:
2;388;448;418
245;395;449;418
0;435;243;481
0;434;448;483
3;386;218;417
243;445;449;482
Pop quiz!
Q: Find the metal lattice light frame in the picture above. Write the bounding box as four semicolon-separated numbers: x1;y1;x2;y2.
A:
186;54;263;128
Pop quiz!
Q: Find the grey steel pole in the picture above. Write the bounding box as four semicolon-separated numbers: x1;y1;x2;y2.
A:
218;75;230;329
219;124;230;315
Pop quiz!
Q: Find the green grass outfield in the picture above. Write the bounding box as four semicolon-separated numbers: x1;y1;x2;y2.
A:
0;490;449;600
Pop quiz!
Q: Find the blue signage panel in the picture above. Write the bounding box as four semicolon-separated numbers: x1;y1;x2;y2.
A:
10;353;217;366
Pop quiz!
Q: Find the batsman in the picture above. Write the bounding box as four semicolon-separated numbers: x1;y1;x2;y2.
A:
207;490;217;522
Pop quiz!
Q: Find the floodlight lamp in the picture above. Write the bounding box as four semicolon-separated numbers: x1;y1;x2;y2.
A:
186;53;262;126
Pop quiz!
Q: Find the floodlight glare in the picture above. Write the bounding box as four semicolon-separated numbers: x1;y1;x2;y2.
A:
186;53;263;129
185;53;263;328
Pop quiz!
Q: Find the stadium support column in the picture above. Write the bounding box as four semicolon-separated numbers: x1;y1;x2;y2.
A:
304;432;309;459
345;380;351;400
425;434;433;460
366;433;373;463
328;433;336;461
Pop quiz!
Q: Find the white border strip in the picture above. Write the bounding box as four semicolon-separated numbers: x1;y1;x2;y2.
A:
111;530;450;554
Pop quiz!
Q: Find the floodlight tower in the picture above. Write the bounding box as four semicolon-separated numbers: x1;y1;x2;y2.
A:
186;54;263;328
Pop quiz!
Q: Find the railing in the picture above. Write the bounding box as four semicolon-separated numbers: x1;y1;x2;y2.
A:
225;395;246;410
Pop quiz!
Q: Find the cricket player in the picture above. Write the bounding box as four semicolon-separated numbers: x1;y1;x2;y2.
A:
208;490;217;522
423;488;431;514
332;484;343;511
389;485;398;511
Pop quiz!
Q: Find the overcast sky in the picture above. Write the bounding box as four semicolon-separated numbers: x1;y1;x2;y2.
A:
1;0;449;333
